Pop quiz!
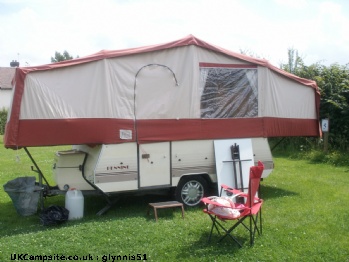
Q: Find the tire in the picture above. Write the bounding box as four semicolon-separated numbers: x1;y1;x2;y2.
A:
175;176;209;207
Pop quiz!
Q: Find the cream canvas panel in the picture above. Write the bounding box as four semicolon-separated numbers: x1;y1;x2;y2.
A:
131;46;257;119
20;59;135;120
20;46;201;120
129;45;199;119
195;46;254;65
259;67;317;119
135;65;181;119
20;45;264;121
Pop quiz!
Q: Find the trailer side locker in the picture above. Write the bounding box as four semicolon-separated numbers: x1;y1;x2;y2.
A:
54;150;94;190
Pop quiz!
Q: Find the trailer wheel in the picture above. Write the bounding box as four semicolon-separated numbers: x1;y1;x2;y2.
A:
175;176;208;207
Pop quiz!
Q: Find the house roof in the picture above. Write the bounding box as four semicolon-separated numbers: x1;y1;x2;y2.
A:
0;67;16;90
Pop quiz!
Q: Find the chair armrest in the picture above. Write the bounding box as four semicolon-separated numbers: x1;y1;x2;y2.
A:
221;184;242;195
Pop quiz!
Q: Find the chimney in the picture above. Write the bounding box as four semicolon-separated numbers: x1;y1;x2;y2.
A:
10;60;20;67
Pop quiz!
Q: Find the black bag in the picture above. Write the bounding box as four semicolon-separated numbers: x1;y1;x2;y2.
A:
39;205;69;226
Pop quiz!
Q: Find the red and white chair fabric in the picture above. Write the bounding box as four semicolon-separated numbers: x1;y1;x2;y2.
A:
202;161;264;247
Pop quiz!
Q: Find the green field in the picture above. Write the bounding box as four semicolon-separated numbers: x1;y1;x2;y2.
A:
0;139;348;261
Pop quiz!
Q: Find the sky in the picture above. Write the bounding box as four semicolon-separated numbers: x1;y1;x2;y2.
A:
0;0;348;68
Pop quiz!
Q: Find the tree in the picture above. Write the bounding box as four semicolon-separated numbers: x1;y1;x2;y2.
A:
279;48;304;75
51;50;77;63
316;63;349;150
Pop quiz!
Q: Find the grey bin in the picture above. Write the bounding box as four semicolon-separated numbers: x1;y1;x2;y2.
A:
3;176;41;216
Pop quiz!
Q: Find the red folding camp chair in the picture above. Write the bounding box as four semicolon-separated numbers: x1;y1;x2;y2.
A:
202;161;264;247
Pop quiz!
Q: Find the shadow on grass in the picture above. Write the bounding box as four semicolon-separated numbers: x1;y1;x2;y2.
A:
0;184;297;238
176;232;245;259
0;193;184;237
259;184;298;199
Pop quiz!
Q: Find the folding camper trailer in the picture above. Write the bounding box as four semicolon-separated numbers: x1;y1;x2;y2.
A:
4;35;320;210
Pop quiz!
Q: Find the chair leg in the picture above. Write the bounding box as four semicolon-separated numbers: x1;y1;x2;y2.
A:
207;215;221;243
249;212;263;246
217;221;243;247
217;217;247;247
205;211;262;248
250;215;253;246
260;208;262;235
220;232;243;248
253;212;262;237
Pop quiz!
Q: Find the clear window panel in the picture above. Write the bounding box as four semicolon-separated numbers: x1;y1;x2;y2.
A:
200;67;258;118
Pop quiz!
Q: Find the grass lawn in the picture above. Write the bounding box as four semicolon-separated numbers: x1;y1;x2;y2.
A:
0;139;348;261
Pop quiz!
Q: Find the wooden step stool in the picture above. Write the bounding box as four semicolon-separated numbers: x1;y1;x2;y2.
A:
148;201;185;222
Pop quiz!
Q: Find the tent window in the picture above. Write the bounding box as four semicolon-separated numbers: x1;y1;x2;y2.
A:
200;66;258;118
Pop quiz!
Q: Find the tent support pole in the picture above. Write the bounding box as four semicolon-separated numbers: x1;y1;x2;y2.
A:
80;153;120;215
24;147;51;186
270;137;286;152
24;147;51;211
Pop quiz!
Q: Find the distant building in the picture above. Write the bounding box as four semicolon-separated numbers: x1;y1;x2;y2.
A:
0;67;16;109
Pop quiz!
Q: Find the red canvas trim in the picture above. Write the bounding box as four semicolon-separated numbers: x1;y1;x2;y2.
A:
4;117;320;148
3;68;28;148
199;63;257;68
262;117;320;137
5;119;135;148
136;118;264;142
136;118;320;142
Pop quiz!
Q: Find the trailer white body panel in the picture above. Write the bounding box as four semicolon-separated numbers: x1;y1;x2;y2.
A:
53;138;273;199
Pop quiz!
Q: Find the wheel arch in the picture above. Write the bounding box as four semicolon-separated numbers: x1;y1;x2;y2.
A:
174;173;214;207
177;173;214;187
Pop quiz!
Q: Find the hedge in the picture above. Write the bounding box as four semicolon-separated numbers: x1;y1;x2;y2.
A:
0;108;7;135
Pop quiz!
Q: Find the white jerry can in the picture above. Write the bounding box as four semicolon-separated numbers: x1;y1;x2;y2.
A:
65;189;84;220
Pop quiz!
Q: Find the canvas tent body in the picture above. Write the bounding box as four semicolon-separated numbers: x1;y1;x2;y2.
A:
4;35;320;148
3;35;320;209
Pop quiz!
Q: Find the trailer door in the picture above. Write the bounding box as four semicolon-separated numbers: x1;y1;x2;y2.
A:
139;142;171;188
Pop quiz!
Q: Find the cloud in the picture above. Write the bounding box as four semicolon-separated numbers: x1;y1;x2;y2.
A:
0;0;348;67
273;0;308;9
